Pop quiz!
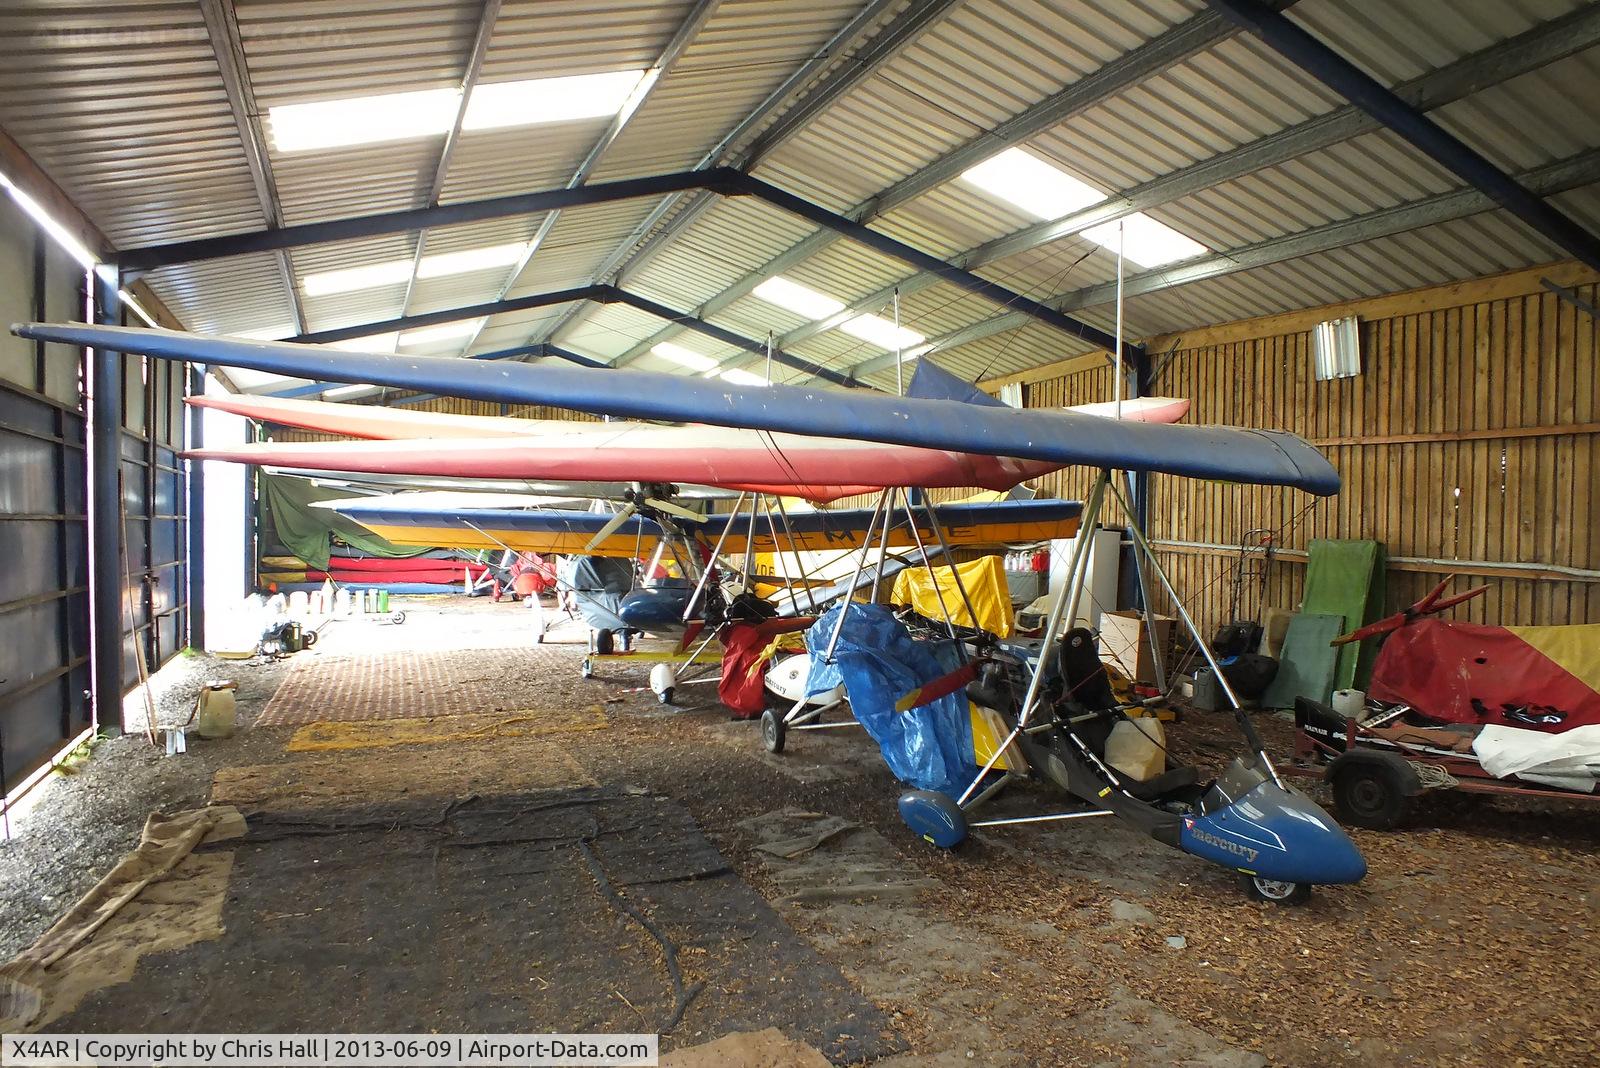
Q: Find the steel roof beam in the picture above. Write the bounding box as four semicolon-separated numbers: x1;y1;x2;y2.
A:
267;342;603;399
614;4;1251;371
750;2;1600;379
290;285;612;346
789;3;1600;381
730;172;1139;359
1205;0;1600;273
453;0;722;357
582;0;960;358
614;0;952;286
397;0;503;318
611;287;860;386
199;0;305;333
536;0;905;334
117;168;745;273
114;165;1124;368
965;3;1600;268
274;283;860;387
852;147;1600;376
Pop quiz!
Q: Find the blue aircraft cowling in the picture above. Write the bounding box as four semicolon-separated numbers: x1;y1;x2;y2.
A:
617;581;696;633
1180;779;1367;886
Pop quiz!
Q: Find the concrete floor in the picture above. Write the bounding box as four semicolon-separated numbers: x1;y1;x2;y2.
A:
4;595;1598;1066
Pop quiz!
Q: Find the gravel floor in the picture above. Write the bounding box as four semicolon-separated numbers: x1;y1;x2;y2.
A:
0;649;294;959
4;595;1597;1066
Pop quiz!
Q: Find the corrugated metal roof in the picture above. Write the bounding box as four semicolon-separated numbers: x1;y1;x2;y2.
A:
0;2;264;248
0;0;1596;395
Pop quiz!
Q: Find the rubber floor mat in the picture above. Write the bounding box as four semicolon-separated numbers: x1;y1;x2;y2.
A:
47;789;902;1064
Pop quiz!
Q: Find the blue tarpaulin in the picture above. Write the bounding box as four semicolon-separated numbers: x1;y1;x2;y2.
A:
805;603;977;797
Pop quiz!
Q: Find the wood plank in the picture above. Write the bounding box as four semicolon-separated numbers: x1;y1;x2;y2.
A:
1306;421;1600;446
1139;260;1600;353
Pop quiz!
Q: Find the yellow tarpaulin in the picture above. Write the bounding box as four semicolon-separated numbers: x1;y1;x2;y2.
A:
890;555;1014;638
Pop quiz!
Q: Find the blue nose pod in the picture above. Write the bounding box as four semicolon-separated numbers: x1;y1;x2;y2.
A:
898;789;968;849
617;582;695;631
1181;780;1367;885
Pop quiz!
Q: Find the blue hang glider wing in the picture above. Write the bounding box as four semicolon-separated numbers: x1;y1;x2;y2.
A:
10;323;1338;495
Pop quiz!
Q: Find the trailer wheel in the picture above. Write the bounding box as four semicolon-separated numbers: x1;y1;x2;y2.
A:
1333;761;1410;829
1242;875;1311;905
760;709;786;753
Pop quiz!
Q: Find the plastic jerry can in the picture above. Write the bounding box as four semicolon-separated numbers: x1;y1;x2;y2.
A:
1104;717;1165;781
195;683;237;739
1332;689;1366;718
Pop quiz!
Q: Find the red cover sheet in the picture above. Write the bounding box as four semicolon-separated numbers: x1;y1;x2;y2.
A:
1368;618;1600;731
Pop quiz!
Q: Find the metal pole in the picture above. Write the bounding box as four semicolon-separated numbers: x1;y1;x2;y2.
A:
758;496;803;615
893;287;903;397
913;494;980;632
186;364;206;651
772;495;817;615
88;268;124;736
870;494;896;600
1108;478;1283;787
824;489;889;661
682;491;747;621
1120;472;1167;692
898;490;962;649
743;491;761;583
1013;472;1110;729
957;477;1109;807
1114;219;1125;418
971;810;1116;828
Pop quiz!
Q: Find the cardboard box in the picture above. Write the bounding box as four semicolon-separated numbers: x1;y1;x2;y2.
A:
1097;610;1175;683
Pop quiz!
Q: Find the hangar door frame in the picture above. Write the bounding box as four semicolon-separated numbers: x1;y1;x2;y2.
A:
0;208;93;800
117;333;190;682
0;198;195;809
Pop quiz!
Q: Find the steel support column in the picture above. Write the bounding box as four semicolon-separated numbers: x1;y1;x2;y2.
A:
186;364;205;650
1128;351;1154;610
88;269;123;734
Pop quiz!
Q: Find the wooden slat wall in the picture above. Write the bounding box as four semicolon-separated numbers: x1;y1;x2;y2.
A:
1027;273;1599;635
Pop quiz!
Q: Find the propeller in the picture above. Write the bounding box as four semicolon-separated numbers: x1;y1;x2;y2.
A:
582;484;705;553
583;506;637;553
